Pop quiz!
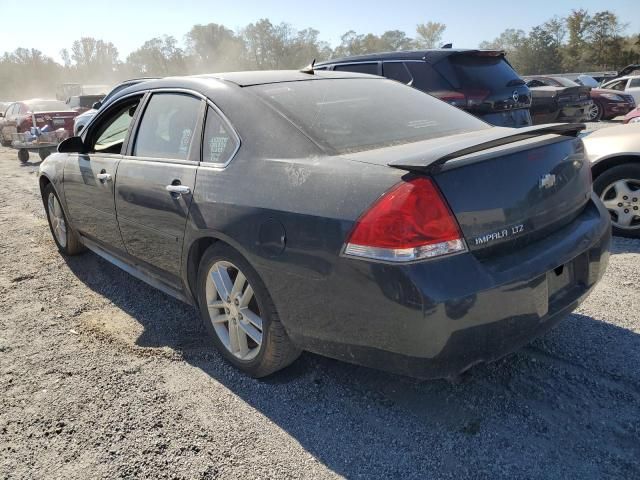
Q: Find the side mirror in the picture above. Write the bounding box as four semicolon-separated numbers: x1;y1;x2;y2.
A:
92;101;102;110
58;136;88;154
0;112;4;118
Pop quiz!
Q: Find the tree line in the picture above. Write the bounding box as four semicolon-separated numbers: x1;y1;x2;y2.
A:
0;10;637;100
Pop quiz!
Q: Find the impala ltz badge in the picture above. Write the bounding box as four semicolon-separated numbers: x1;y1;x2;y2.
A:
539;173;557;189
473;224;525;246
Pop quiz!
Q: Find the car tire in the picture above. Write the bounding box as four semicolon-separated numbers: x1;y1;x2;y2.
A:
593;164;640;238
587;102;603;122
42;183;85;255
197;243;301;377
18;149;29;164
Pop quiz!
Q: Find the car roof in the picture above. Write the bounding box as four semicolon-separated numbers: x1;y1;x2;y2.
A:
193;69;378;86
315;49;505;66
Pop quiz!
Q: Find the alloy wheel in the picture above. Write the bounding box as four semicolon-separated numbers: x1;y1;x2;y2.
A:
205;260;264;361
587;103;600;121
47;192;67;248
600;179;640;231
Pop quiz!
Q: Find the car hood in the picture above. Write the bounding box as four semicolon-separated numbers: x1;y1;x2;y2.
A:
582;123;640;163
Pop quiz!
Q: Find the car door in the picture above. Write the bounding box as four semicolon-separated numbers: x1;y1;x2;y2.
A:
627;78;640;104
115;91;203;284
63;94;144;252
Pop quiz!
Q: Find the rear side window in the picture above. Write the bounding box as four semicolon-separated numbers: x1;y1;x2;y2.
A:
333;63;379;75
252;78;488;154
134;93;201;160
630;78;640;88
202;106;238;165
383;62;412;84
442;55;520;90
405;62;452;92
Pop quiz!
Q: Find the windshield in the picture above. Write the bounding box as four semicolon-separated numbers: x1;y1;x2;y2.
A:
251;78;488;154
25;100;71;112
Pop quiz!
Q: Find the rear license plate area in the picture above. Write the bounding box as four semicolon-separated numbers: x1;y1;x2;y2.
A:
546;253;589;312
52;118;65;126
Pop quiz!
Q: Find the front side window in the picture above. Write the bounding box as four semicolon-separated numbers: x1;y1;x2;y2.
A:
629;78;640;88
252;78;488;154
91;99;140;154
134;93;201;160
202;106;238;165
333;63;379;75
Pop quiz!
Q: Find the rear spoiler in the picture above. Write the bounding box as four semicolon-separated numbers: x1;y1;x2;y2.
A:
389;123;585;173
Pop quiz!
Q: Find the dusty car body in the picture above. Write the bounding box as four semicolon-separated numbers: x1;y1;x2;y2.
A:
0;99;77;147
39;71;610;379
583;124;640;238
525;77;593;124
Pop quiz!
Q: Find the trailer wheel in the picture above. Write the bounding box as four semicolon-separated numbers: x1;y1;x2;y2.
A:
18;149;29;164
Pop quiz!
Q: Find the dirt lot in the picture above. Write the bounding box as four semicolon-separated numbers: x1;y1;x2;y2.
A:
0;141;639;480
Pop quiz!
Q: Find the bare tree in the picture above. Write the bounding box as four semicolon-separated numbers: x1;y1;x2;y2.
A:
415;22;446;49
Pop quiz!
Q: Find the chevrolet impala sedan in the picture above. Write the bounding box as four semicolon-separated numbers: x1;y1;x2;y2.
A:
39;71;611;379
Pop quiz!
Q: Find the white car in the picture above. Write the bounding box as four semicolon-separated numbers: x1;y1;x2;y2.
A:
600;76;640;105
583;123;640;237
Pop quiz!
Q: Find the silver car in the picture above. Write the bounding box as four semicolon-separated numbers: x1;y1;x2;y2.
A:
584;123;640;237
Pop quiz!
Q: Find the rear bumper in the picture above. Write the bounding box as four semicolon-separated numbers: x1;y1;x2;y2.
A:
558;101;592;122
294;195;611;379
478;108;532;128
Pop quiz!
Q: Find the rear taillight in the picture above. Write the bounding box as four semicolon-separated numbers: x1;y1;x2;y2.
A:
343;177;467;262
431;90;490;109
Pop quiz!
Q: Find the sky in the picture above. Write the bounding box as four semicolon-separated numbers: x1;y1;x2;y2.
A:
0;0;638;62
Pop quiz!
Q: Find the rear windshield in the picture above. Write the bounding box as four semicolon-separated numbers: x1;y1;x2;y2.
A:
444;55;521;90
25;100;71;112
251;78;488;154
79;95;104;107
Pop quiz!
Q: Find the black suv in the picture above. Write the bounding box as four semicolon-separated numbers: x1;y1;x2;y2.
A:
315;49;532;128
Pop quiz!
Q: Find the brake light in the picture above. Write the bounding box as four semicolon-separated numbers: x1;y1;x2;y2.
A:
431;90;489;108
343;177;467;262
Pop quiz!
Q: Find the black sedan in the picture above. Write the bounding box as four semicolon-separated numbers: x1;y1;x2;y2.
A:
525;76;593;124
39;70;611;379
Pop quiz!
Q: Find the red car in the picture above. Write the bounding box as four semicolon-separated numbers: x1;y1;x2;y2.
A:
0;99;78;147
624;106;640;124
588;87;636;121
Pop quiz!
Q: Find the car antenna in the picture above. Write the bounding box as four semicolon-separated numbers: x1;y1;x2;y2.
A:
300;59;316;74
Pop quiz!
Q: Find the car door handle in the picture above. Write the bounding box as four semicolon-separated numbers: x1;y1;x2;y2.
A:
165;184;191;195
96;172;111;181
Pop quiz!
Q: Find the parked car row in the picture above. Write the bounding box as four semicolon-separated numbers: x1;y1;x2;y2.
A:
524;76;636;123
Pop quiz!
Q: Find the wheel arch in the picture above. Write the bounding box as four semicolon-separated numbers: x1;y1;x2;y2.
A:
591;155;640;180
184;233;254;307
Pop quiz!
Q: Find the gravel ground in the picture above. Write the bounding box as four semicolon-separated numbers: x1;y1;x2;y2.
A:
0;139;639;479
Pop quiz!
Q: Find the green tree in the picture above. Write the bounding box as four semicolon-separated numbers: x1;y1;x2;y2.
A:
185;23;246;72
126;36;185;76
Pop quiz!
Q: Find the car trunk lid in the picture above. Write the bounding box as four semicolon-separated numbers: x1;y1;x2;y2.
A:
32;111;77;134
383;123;591;254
